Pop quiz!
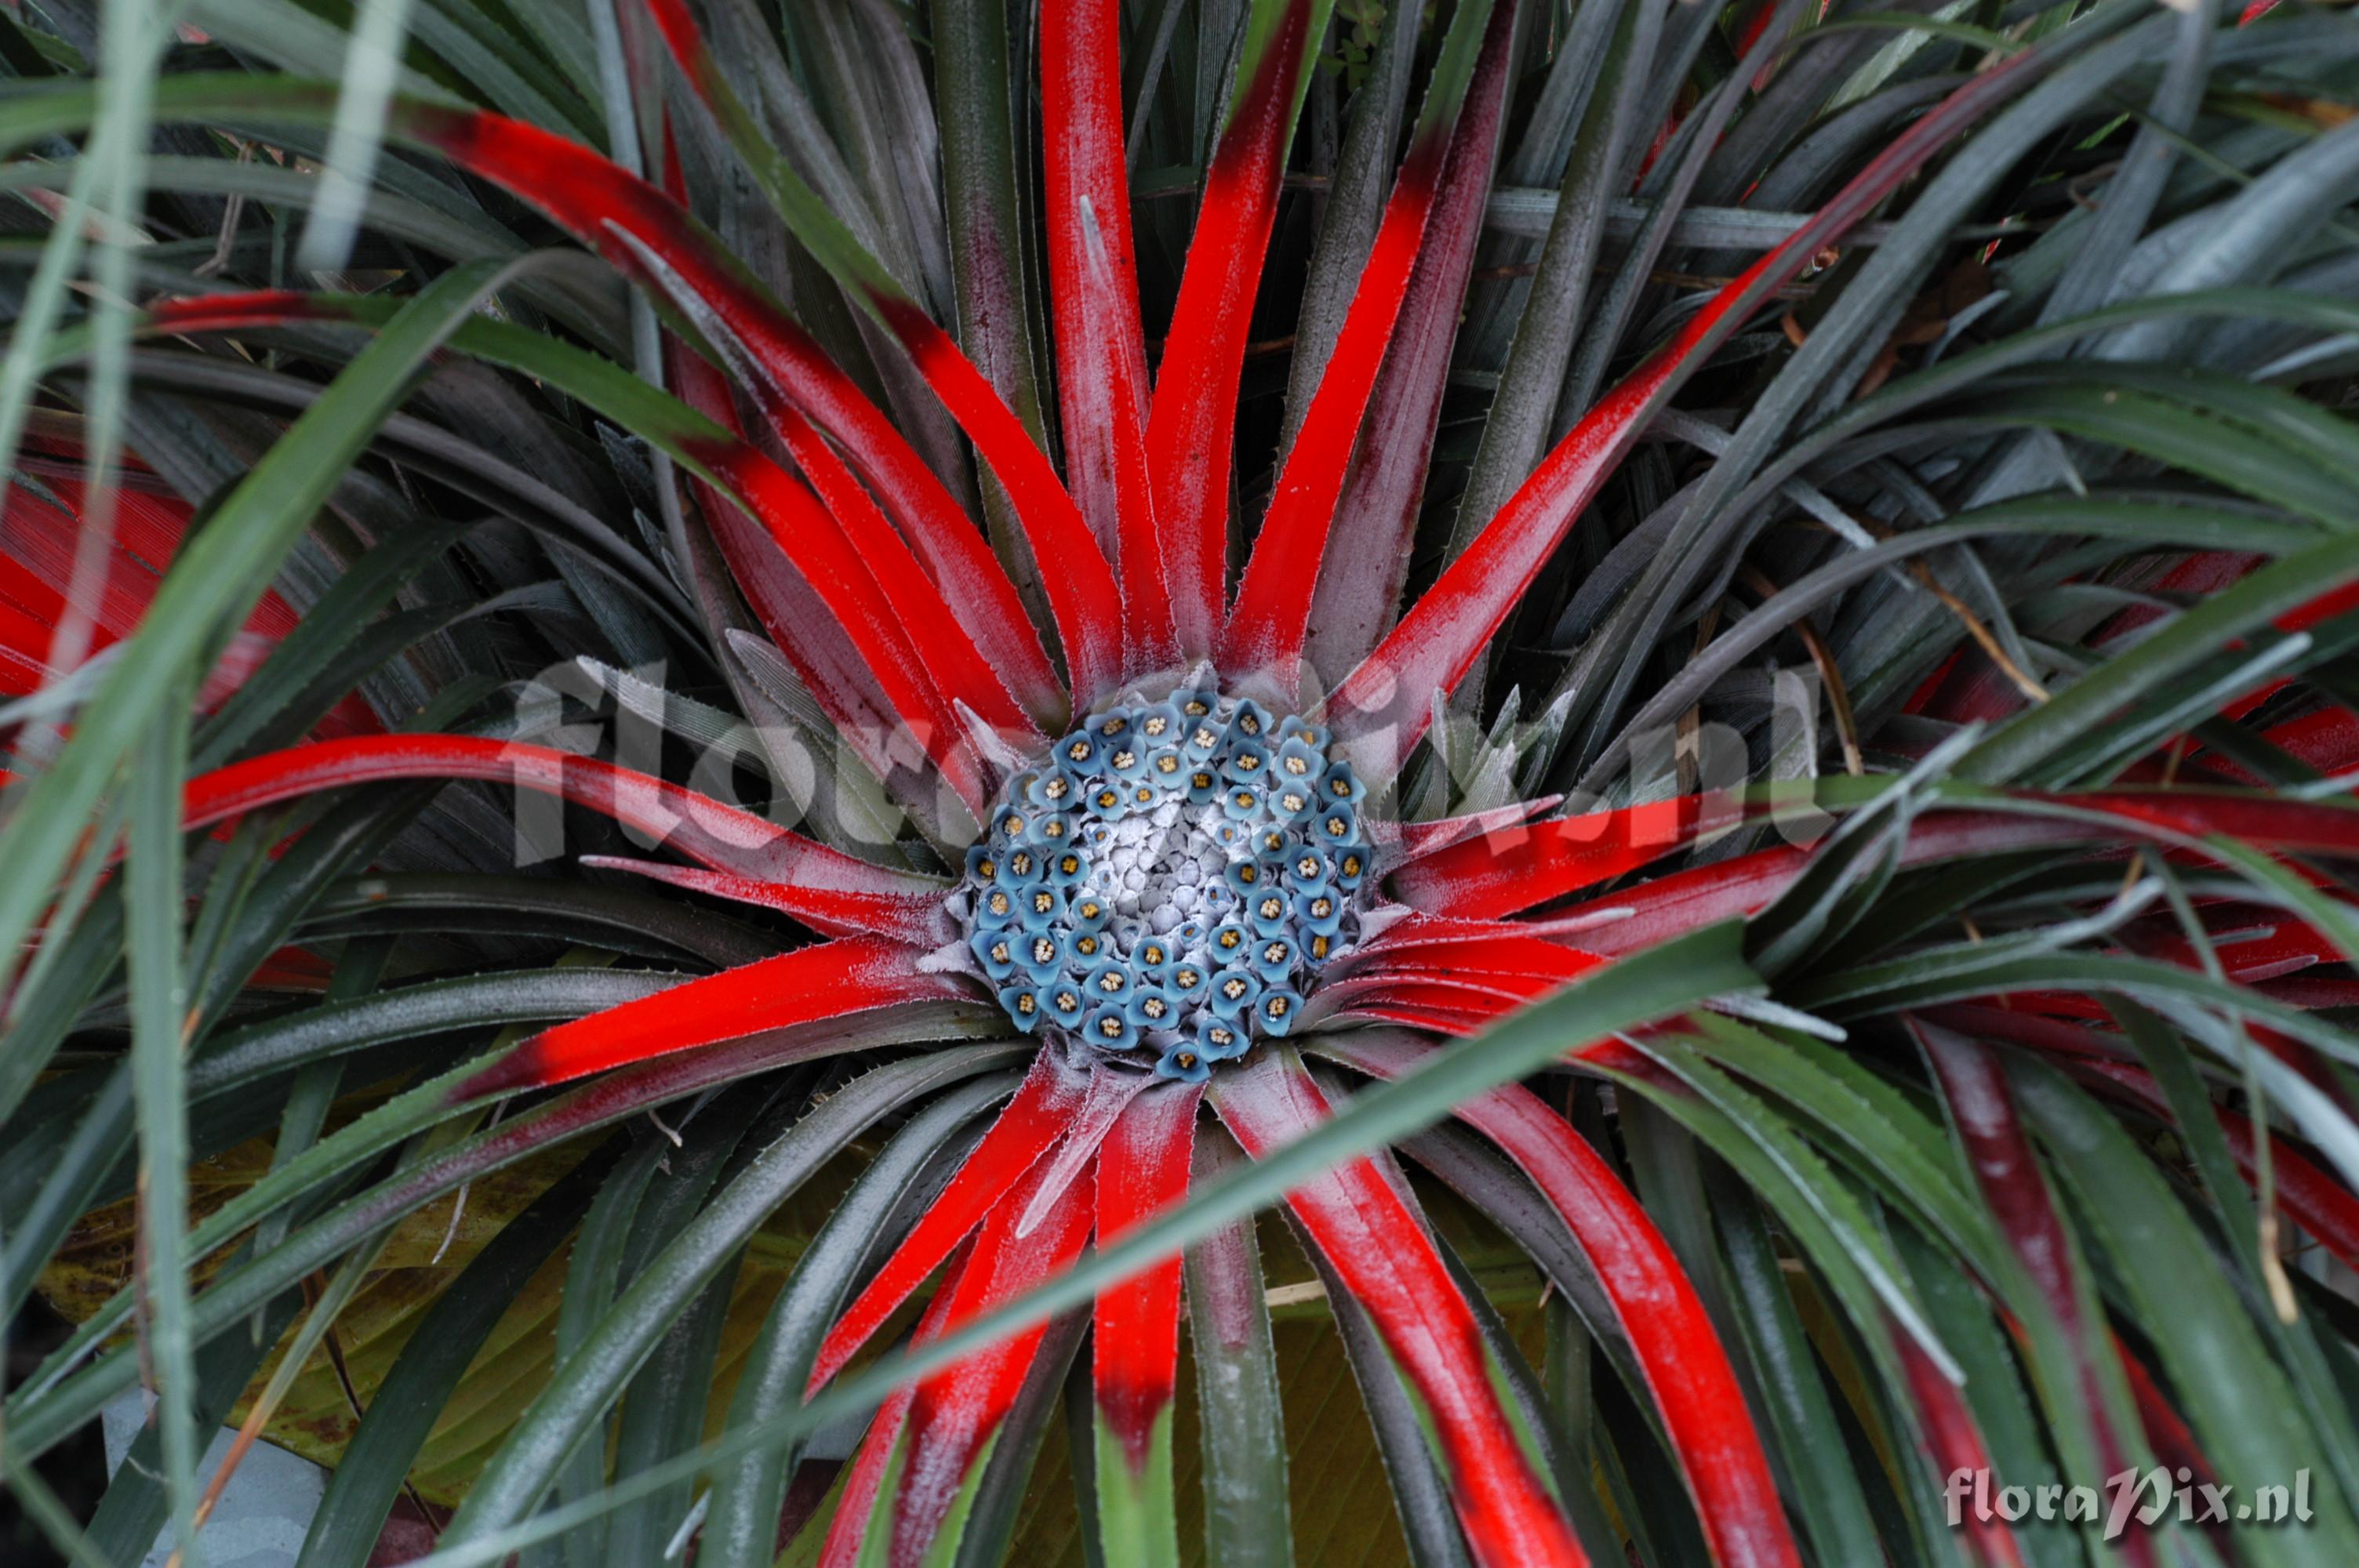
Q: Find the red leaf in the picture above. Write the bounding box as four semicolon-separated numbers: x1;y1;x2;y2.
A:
871;300;1128;706
1552;795;2359;957
1210;1050;1586;1568
2;467;377;735
1093;1080;1202;1472
669;359;998;816
2053;1053;2359;1273
663;339;972;808
1912;1018;2153;1563
809;1047;1089;1392
1041;1;1172;673
1317;1029;1801;1568
452;934;956;1099
1388;794;1761;920
1144;0;1318;659
576;856;952;948
1896;1334;2029;1568
181;735;945;933
635;0;1118;710
1374;795;1560;861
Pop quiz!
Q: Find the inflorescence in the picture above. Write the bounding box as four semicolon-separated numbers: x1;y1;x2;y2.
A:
959;688;1374;1081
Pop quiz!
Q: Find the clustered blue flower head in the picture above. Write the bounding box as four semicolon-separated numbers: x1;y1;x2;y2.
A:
961;686;1373;1081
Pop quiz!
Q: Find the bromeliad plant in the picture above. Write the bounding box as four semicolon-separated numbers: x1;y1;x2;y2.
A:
12;0;2359;1563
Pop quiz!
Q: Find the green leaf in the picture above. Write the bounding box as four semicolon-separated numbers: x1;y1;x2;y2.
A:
2012;1058;2359;1566
124;680;200;1563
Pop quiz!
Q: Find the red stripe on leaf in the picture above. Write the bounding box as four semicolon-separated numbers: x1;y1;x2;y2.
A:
1303;27;1518;684
1145;1;1316;658
762;394;1035;745
156;278;1020;808
1373;794;1560;861
2066;1056;2359;1272
1555;796;2359;957
1093;1080;1202;1472
182;735;943;922
1211;1050;1586;1568
663;339;962;805
454;934;957;1099
3;468;377;735
1318;1029;1800;1568
810;1047;1090;1392
1914;1018;2153;1560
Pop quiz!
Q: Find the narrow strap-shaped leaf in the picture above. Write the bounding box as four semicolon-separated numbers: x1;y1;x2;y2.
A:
1042;0;1163;663
1294;1214;1476;1568
579;855;952;948
1444;0;1653;572
180;731;947;927
125;684;200;1564
889;1144;1097;1566
1893;1330;2032;1568
1219;0;1510;694
1298;18;1525;687
451;935;959;1099
1210;1048;1587;1568
1075;193;1178;676
1323;49;2057;779
6;1028;1021;1467
881;295;1129;706
1906;1028;2161;1565
1316;1029;1801;1568
1550;793;2359;958
1334;914;1608;980
1092;1080;1202;1568
636;2;1122;704
1183;1124;1294;1568
1387;794;1758;920
1372;796;1560;862
702;1074;1012;1568
2071;1052;2359;1270
930;0;1056;638
1146;0;1338;658
662;336;985;829
644;311;995;823
809;1046;1092;1392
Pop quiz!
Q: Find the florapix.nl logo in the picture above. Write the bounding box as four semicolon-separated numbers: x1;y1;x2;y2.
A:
1946;1466;2315;1543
